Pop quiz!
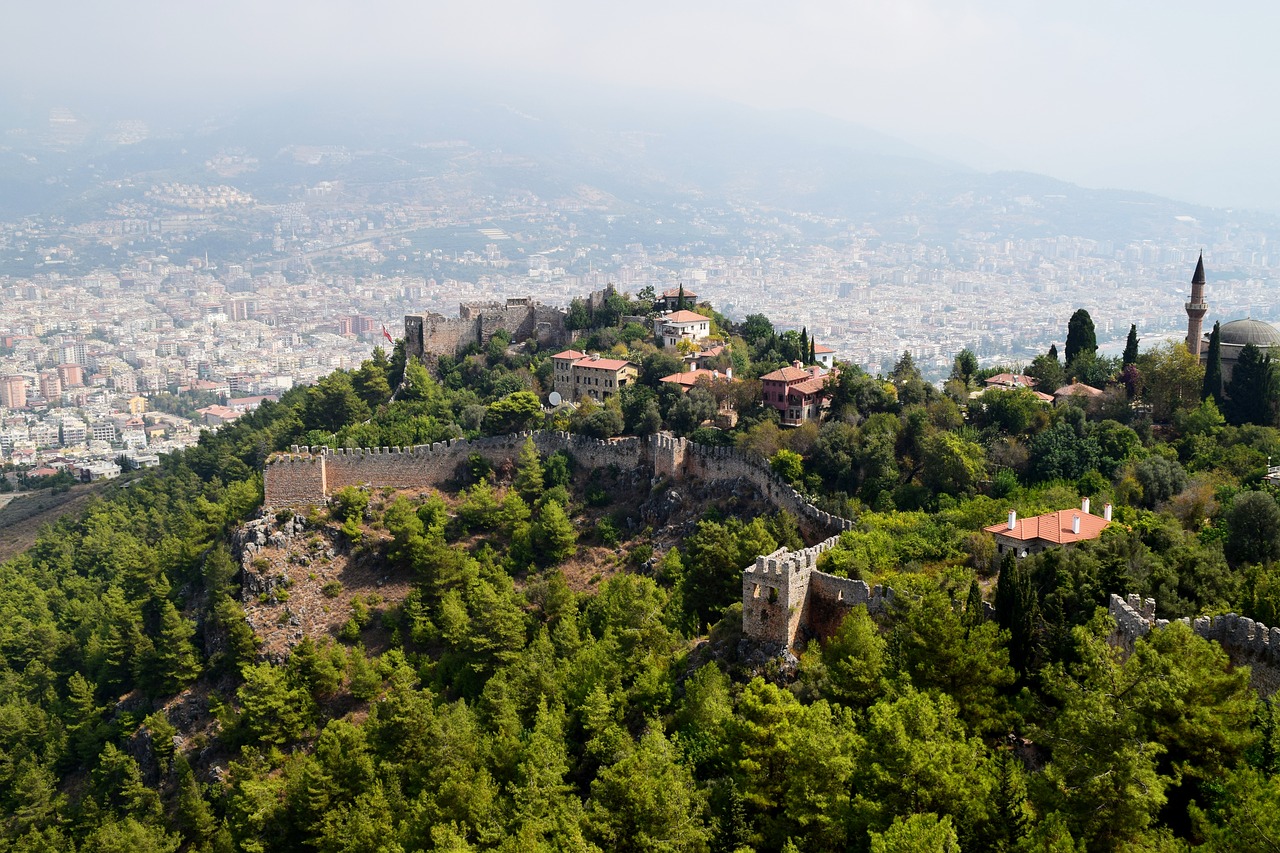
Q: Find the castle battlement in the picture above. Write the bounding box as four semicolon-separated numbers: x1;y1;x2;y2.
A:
1109;593;1280;693
263;430;863;651
741;533;893;650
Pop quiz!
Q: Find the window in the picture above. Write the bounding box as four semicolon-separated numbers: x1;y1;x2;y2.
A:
752;583;760;599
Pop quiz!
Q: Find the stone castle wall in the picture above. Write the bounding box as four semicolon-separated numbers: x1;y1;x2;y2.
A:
261;454;328;508
1109;593;1280;694
264;431;649;508
741;534;893;650
653;434;855;539
405;298;569;363
262;429;863;651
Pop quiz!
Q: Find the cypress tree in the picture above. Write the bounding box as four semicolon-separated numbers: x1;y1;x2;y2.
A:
799;328;808;364
1203;321;1223;404
1123;324;1140;366
1224;343;1279;426
1064;309;1097;367
1047;343;1059;364
809;338;817;365
994;550;1039;677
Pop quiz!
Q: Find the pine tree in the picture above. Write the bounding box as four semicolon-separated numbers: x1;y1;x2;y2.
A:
1203;321;1224;404
143;600;202;696
513;436;545;503
1123;324;1140;366
535;500;578;565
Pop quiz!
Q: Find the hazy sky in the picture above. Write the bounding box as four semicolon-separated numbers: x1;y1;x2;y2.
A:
6;1;1279;210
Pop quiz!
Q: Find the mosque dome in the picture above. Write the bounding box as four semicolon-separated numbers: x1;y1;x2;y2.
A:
1218;318;1280;348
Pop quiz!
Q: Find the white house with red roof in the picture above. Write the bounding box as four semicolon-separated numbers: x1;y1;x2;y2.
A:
654;310;712;349
813;344;836;370
760;361;829;426
984;498;1112;558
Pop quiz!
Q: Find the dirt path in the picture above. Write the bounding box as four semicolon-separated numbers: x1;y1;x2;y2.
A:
0;485;105;564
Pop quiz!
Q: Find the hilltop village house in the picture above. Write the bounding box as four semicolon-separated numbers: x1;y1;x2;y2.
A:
985;499;1112;558
654;310;712;349
654;287;697;313
760;362;829;426
658;367;735;393
973;373;1054;403
549;350;637;403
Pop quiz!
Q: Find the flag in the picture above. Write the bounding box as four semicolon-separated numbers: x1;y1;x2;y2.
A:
382;325;394;345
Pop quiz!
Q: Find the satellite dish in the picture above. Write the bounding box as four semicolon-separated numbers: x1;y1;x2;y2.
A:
549;391;562;406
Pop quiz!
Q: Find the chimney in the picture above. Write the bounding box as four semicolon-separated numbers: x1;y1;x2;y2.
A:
793;360;802;370
1104;503;1113;522
1082;497;1090;514
1072;514;1080;535
726;367;733;380
1007;509;1017;530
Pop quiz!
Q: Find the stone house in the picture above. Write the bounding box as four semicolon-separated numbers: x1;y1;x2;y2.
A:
550;350;637;403
984;499;1111;558
550;349;588;401
654;287;697;313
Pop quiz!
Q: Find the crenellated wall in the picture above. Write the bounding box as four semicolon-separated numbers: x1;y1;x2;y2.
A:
1109;593;1280;692
263;429;866;652
656;435;855;538
264;431;651;508
264;431;855;539
741;534;893;650
261;453;327;508
404;297;569;364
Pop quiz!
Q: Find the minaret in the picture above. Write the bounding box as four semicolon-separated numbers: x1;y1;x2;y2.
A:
1185;252;1208;356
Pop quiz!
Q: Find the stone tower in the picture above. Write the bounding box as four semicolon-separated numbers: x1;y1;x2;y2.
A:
1185;252;1208;356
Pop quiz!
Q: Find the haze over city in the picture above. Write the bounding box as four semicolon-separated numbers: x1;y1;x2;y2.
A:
5;0;1280;210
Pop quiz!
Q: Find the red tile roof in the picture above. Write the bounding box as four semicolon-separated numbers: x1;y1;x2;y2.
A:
573;357;634;371
984;373;1036;388
661;287;697;298
1054;382;1104;398
984;509;1109;544
814;344;835;353
761;366;813;382
660;368;735;388
551;349;588;360
661;310;711;323
788;378;826;396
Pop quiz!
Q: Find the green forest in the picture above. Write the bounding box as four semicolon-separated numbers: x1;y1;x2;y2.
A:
5;296;1280;852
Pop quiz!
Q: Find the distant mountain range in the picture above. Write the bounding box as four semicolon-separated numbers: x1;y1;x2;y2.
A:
0;85;1269;244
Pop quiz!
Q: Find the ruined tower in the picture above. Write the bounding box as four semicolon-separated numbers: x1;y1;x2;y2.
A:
1185;252;1208;356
